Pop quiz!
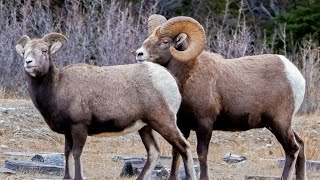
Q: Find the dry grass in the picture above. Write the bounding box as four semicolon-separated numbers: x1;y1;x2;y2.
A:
0;99;319;179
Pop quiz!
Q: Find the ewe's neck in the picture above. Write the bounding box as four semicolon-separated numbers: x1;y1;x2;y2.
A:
27;64;60;115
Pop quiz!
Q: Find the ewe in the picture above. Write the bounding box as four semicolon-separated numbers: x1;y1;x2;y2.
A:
15;33;196;180
134;15;306;180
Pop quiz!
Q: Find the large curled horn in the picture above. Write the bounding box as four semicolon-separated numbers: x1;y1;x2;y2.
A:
17;35;31;47
42;33;68;43
148;14;167;36
160;16;206;62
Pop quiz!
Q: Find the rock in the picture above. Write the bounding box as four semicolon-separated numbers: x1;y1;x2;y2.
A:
120;161;134;177
0;107;16;114
223;152;247;164
154;167;169;180
266;143;272;148
31;153;64;166
1;145;9;149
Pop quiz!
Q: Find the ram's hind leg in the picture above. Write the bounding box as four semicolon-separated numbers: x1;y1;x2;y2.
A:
269;117;300;180
137;126;160;180
293;130;307;180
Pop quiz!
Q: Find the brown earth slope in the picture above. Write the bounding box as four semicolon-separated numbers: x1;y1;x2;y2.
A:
0;99;319;179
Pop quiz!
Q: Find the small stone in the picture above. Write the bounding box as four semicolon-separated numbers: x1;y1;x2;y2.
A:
223;152;247;164
1;145;9;149
266;143;272;147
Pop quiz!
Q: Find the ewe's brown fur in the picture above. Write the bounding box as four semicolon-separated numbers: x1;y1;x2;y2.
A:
135;15;306;180
16;33;197;180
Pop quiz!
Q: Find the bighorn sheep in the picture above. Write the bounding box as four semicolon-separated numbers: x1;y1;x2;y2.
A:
134;15;306;180
15;33;197;180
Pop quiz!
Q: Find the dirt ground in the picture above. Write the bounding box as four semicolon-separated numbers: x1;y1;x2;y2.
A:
0;98;319;180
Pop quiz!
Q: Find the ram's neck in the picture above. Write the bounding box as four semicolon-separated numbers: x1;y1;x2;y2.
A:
165;58;195;92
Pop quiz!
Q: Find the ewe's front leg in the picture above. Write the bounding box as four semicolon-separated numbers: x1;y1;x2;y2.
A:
293;130;307;180
169;128;191;180
71;124;88;180
63;134;73;180
137;126;160;180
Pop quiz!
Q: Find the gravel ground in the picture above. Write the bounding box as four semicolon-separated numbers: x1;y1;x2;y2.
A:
0;98;319;179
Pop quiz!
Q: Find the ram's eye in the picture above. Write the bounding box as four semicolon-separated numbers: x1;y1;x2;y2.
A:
42;49;47;53
162;40;169;44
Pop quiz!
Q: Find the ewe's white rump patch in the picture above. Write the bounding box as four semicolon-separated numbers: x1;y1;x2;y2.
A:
146;62;181;115
278;55;306;114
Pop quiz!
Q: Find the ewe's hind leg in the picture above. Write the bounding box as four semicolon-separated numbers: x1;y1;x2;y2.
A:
137;126;160;180
170;128;191;180
63;134;73;179
270;120;300;180
293;130;307;180
148;116;196;180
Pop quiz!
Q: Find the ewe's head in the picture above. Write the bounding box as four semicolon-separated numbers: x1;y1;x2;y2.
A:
15;33;67;77
135;15;206;65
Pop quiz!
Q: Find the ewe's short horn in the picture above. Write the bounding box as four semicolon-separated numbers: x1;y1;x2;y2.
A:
148;14;167;36
42;33;68;43
17;35;31;47
160;16;206;62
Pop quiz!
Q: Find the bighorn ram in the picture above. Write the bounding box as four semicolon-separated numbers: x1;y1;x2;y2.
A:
134;15;306;180
15;33;196;180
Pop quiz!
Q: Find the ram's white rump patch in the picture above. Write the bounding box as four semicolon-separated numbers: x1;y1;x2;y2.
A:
278;55;306;114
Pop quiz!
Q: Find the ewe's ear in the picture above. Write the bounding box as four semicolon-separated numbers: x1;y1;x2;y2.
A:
42;33;68;54
15;44;25;57
50;41;63;54
174;33;189;51
15;35;31;57
131;50;137;56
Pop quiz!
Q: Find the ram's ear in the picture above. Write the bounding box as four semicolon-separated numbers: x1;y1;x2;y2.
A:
174;33;190;51
16;35;31;57
50;41;63;54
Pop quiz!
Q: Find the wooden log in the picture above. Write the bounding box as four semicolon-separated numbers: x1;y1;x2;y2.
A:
278;158;320;170
118;155;200;179
245;175;281;180
0;167;16;174
5;159;64;175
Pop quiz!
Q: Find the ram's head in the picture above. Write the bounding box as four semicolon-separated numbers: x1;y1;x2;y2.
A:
134;15;206;65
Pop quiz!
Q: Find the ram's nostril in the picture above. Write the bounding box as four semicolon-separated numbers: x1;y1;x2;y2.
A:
137;52;143;56
26;60;32;64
